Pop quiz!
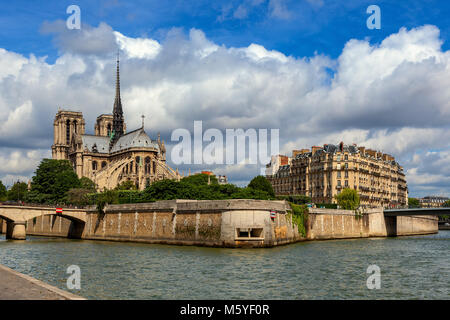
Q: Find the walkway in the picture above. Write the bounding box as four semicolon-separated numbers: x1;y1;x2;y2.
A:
0;264;85;300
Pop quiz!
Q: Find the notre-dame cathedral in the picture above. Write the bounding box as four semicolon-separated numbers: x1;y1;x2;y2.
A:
51;55;181;190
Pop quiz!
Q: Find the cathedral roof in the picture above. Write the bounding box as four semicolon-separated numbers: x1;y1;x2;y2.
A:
81;135;110;153
81;128;159;154
110;128;159;153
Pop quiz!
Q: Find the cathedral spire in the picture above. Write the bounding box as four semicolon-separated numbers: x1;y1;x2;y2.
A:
111;50;125;148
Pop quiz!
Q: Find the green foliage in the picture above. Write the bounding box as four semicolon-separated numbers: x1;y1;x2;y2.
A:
335;188;360;210
31;159;81;204
443;200;450;208
276;194;311;205
408;197;420;208
140;175;274;202
7;182;28;201
115;180;137;190
248;175;274;197
95;189;119;213
0;180;7;201
288;203;309;237
67;188;93;206
80;177;96;191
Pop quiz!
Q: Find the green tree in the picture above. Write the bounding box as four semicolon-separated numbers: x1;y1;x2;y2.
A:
80;177;96;192
115;180;137;190
0;180;7;201
7;181;28;201
443;200;450;207
31;159;81;204
248;175;275;197
67;188;92;206
408;197;420;208
335;188;360;210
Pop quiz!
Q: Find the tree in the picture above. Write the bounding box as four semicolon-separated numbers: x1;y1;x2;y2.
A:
80;177;96;192
67;188;92;206
7;182;28;201
335;188;360;210
115;180;137;190
408;198;420;208
443;200;450;208
0;180;7;201
31;159;81;203
248;175;275;197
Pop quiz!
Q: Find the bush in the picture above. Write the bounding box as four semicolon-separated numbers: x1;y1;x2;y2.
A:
288;203;309;237
335;188;360;210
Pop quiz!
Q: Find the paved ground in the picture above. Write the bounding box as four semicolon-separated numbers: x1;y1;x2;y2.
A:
0;264;85;300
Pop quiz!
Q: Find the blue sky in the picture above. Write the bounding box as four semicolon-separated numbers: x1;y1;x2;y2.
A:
2;0;449;62
1;0;450;197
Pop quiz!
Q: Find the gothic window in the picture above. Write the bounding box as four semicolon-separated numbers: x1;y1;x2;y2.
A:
145;157;151;174
66;119;71;144
92;161;98;171
107;123;111;137
101;161;107;169
152;161;156;174
135;157;140;172
73;120;77;133
130;161;133;173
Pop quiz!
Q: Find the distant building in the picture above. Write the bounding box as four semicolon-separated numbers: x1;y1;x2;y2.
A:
198;171;228;185
419;196;449;208
265;155;290;176
266;142;408;208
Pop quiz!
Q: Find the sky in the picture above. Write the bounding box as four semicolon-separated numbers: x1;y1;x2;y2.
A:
0;0;449;197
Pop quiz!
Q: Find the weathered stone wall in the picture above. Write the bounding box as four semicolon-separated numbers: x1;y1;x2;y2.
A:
307;208;438;240
3;200;439;247
396;215;438;236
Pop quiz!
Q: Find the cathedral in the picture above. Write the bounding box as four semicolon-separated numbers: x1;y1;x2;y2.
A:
51;55;181;190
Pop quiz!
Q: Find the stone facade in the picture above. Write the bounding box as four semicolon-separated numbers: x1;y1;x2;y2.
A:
267;142;408;208
51;56;180;190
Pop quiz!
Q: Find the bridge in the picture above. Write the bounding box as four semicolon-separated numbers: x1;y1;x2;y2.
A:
0;205;86;240
384;207;450;216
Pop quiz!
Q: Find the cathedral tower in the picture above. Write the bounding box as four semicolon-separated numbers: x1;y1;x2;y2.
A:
52;110;85;160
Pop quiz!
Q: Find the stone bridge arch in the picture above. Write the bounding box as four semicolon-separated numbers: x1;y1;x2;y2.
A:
0;206;87;240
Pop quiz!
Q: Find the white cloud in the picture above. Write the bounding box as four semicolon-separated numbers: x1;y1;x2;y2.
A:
0;23;449;195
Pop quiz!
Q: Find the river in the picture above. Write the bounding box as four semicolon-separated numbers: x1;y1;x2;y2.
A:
0;232;448;299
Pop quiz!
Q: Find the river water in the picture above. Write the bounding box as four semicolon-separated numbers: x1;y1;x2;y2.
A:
0;232;448;300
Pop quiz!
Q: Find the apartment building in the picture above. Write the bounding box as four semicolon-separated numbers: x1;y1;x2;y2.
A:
266;142;408;208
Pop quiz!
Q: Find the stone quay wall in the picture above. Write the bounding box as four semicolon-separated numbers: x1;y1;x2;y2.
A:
24;200;303;248
1;200;439;247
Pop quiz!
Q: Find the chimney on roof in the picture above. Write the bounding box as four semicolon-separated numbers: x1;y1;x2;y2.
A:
339;141;344;152
358;146;365;155
312;146;321;155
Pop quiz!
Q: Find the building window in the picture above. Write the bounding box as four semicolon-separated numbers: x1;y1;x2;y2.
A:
345;171;348;178
345;163;348;169
101;161;107;169
107;123;111;137
345;180;348;187
337;180;341;186
135;156;140;172
344;154;348;161
337;171;341;178
66;119;71;144
145;157;151;174
92;161;98;171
